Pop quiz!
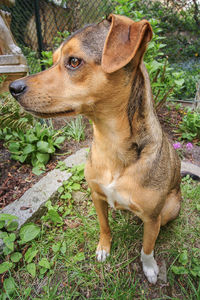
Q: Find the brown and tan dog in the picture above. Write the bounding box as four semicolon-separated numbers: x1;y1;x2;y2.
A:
9;14;181;284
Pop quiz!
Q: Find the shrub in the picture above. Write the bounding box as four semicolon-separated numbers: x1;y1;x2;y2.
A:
0;123;66;175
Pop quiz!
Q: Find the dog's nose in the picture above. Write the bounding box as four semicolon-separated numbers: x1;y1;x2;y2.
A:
9;80;27;99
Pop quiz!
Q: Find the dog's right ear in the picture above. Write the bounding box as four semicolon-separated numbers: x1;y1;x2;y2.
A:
52;44;63;65
102;14;153;73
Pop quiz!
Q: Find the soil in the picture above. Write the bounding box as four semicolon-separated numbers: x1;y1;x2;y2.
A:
0;105;200;209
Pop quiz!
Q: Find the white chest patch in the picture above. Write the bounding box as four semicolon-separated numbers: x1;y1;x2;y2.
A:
100;180;129;210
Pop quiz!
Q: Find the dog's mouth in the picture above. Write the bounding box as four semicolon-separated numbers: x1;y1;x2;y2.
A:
25;108;76;118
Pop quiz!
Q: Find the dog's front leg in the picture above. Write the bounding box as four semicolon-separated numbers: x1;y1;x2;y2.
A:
141;216;161;284
92;191;111;262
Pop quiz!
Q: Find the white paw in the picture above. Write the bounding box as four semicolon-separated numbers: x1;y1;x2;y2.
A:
96;249;109;262
141;248;159;284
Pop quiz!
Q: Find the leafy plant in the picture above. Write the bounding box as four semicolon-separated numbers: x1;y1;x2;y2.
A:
53;30;70;49
178;109;200;143
40;50;53;68
63;116;85;142
1;122;66;175
171;249;200;277
0;93;35;130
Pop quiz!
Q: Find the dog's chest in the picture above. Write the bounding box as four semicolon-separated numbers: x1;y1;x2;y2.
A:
100;180;129;210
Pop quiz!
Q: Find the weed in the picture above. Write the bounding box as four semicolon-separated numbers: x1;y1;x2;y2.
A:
63;116;85;142
177;108;200;143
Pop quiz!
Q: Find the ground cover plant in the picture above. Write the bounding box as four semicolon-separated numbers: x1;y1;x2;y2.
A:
0;164;199;299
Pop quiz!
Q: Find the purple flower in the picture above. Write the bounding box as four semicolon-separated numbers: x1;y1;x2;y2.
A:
173;142;181;150
186;142;193;150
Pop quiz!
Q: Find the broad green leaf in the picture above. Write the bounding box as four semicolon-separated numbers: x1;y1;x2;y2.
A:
179;250;188;265
26;133;38;143
48;209;63;224
8;142;20;152
25;247;38;263
6;221;18;232
3;277;16;295
0;214;18;222
36;152;50;164
57;186;64;194
38;258;50;269
27;263;36;278
71;183;81;191
10;252;22;263
0;262;13;274
23;144;36;155
19;224;40;244
171;266;188;275
32;166;45;175
60;241;66;255
52;242;61;253
37;141;49;153
54;136;65;145
0;220;5;229
61;192;72;200
3;236;14;251
72;252;85;262
174;79;184;86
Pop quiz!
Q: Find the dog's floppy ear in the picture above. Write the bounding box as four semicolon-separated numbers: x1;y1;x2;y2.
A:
102;14;153;73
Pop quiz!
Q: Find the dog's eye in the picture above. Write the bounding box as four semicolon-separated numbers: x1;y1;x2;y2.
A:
67;57;82;69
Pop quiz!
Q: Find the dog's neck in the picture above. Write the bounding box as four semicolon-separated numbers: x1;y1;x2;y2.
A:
88;62;163;166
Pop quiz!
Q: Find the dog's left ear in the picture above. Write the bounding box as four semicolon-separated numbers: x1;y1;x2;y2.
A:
102;14;153;73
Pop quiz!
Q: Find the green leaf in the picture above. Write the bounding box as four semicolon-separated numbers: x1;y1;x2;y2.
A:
19;224;40;244
61;192;72;200
26;133;38;143
38;258;50;269
174;79;184;86
27;263;36;278
58;186;64;194
171;266;188;275
37;141;50;153
24;287;32;298
0;214;18;222
3;236;15;251
23;144;36;155
3;277;16;295
179;250;188;265
52;242;61;253
6;221;18;232
8;142;20;152
72;252;85;263
0;220;5;229
71;183;81;191
36;152;50;164
60;241;66;255
48;209;63;224
25;247;38;263
0;262;13;274
10;252;22;263
54;136;65;145
32;165;45;175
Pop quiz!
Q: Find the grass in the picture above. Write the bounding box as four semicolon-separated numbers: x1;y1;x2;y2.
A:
0;168;200;299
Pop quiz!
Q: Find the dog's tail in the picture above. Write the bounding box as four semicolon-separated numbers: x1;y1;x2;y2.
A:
181;172;200;181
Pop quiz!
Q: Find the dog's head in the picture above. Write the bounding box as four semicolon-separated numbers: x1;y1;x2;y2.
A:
9;14;152;118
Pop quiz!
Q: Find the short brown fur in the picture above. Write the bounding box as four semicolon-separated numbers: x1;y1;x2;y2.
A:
10;14;181;283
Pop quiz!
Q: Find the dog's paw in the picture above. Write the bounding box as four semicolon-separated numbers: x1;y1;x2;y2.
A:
96;249;110;262
141;249;159;284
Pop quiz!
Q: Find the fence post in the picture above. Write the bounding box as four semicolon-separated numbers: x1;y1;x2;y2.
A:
34;0;45;70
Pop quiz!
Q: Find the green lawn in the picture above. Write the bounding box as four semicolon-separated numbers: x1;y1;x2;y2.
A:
0;166;200;299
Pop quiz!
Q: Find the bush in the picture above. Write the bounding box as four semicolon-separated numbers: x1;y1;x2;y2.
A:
0;122;66;175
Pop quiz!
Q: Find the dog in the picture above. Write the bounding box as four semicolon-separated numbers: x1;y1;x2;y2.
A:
9;14;181;284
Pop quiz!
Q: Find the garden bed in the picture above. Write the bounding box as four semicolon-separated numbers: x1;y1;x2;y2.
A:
0;103;200;209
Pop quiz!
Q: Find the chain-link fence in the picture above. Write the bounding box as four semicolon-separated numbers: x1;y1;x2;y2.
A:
0;0;114;74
